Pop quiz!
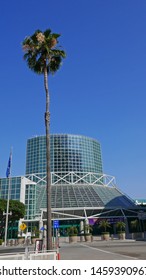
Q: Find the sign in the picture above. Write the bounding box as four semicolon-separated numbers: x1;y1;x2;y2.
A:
53;220;59;229
40;226;45;231
89;218;98;225
19;223;27;231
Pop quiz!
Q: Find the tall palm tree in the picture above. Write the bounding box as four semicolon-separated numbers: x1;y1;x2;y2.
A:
22;29;66;250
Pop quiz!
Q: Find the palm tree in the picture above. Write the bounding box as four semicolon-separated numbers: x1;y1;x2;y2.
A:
130;219;141;232
116;221;126;232
22;29;66;250
98;219;111;233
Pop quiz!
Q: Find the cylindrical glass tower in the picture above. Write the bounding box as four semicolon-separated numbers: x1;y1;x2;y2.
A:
26;134;103;174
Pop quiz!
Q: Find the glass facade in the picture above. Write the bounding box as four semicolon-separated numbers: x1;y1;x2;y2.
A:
0;176;40;220
26;134;103;177
25;184;36;220
0;177;21;200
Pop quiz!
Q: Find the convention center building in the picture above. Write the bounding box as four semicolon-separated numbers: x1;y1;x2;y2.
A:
0;134;144;237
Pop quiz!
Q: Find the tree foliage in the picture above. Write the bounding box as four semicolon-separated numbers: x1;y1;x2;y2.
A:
22;29;66;75
116;221;126;232
0;199;25;239
0;199;25;221
67;226;78;236
98;219;111;233
130;219;141;232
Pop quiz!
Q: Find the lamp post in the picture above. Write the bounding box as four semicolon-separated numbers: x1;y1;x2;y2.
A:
4;150;12;246
3;177;12;246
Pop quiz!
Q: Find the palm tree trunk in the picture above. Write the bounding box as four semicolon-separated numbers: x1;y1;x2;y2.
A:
44;67;52;250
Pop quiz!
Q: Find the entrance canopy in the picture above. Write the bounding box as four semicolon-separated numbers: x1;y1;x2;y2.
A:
25;172;141;222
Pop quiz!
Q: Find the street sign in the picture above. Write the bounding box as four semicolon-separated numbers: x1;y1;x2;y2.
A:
53;220;59;229
40;226;45;231
19;223;27;231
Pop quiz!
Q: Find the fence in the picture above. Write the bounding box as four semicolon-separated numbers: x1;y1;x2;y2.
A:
0;249;58;260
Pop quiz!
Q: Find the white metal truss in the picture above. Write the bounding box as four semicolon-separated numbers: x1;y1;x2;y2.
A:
26;172;116;187
34;206;139;222
23;172;141;223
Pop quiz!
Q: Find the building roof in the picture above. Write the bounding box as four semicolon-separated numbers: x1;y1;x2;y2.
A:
37;184;136;210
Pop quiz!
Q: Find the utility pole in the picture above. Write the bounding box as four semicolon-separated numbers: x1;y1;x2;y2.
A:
4;150;12;246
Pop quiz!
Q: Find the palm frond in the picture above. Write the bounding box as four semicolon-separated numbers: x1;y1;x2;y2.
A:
49;56;62;74
50;49;66;58
43;29;52;38
22;28;66;75
51;33;60;39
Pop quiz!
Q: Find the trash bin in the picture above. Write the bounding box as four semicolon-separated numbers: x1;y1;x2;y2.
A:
35;239;43;252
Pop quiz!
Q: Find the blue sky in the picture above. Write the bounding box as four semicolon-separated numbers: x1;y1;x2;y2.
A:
0;0;146;199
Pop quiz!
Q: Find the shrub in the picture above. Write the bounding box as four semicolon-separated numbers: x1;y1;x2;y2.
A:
67;226;78;236
130;219;141;232
84;224;93;235
116;221;126;233
98;220;111;233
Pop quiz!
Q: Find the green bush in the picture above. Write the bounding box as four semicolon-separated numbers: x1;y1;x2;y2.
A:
31;226;40;238
98;220;111;232
0;239;3;245
116;221;126;233
67;226;78;236
84;224;93;235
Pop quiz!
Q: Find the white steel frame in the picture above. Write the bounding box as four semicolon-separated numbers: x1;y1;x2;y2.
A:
26;172;116;187
23;172;139;222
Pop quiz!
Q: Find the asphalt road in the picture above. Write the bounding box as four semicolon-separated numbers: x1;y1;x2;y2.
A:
59;240;146;260
0;240;146;260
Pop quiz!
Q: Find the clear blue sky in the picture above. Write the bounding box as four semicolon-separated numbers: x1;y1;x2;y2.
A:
0;0;146;199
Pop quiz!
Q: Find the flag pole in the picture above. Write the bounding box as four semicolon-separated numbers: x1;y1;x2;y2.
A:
4;149;12;247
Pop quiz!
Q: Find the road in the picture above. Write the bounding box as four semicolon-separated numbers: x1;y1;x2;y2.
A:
59;240;146;260
0;240;146;260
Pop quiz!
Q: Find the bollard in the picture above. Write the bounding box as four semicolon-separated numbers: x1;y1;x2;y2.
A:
25;246;29;260
111;234;114;240
57;246;60;260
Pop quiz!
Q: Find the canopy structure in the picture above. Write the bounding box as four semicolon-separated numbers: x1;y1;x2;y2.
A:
24;172;141;222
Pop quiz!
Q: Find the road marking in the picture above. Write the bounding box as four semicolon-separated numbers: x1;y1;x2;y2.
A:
80;243;138;259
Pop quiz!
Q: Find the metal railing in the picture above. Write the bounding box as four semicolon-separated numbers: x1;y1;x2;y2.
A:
0;249;58;260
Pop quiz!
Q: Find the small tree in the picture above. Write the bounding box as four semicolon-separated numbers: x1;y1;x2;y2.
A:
98;219;111;233
0;199;25;220
67;226;78;236
116;221;126;233
0;199;25;240
31;226;40;238
130;219;141;232
84;224;93;235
